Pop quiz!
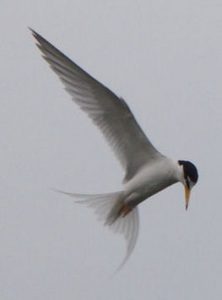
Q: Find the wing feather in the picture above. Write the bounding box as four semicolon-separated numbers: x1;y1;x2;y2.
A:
31;29;162;181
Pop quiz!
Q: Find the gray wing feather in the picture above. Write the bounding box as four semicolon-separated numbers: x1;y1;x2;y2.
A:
109;207;139;270
31;29;161;181
55;189;139;270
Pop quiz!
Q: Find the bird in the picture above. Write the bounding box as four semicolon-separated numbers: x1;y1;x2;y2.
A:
30;29;198;268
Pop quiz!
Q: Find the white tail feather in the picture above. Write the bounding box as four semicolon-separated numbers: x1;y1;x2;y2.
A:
55;189;139;269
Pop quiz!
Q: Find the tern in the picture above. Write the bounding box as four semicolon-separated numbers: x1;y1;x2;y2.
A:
31;29;198;267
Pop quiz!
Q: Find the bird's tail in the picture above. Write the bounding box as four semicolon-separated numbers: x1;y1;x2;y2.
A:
55;189;139;269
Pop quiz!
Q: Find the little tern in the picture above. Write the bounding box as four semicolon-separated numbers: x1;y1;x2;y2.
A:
31;29;198;267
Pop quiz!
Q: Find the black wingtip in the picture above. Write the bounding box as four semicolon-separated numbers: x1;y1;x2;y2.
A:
29;27;40;44
29;27;44;43
28;27;36;36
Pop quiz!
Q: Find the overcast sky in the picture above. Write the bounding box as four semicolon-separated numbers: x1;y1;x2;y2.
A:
1;1;222;299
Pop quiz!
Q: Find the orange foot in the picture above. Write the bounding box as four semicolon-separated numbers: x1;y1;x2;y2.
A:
118;203;132;217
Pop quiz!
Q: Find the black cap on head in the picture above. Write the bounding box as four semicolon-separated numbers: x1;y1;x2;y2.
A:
178;160;199;185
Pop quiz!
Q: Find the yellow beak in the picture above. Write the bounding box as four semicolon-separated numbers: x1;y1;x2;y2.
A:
185;185;191;210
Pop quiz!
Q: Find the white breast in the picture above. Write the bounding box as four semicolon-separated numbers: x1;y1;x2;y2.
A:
123;157;182;205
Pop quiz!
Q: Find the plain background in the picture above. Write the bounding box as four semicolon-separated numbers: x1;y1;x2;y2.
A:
1;1;222;299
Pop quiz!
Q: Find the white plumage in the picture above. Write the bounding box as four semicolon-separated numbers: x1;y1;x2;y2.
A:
31;29;198;269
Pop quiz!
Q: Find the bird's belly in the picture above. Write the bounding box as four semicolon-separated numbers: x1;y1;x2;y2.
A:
124;163;177;206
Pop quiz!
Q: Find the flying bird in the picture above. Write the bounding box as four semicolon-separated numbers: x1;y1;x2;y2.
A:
31;29;198;268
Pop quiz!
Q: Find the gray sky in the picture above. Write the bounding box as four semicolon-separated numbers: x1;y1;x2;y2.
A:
1;1;222;299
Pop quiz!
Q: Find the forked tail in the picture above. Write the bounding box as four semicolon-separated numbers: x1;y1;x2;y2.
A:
55;189;139;270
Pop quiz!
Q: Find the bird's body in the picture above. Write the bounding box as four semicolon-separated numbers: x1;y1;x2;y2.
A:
31;29;198;268
124;157;182;207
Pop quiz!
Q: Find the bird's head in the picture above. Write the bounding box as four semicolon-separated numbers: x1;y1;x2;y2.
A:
178;160;198;210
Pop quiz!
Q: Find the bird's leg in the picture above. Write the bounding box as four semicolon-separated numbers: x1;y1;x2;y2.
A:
118;192;140;217
118;203;133;217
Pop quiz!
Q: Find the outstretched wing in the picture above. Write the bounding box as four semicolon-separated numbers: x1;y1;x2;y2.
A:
54;189;139;270
31;29;162;182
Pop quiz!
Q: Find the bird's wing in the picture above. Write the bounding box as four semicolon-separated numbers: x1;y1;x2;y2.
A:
31;29;162;182
54;189;139;270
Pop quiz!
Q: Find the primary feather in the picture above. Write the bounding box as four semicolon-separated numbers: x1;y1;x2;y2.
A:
30;29;160;182
30;29;170;269
55;189;139;269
